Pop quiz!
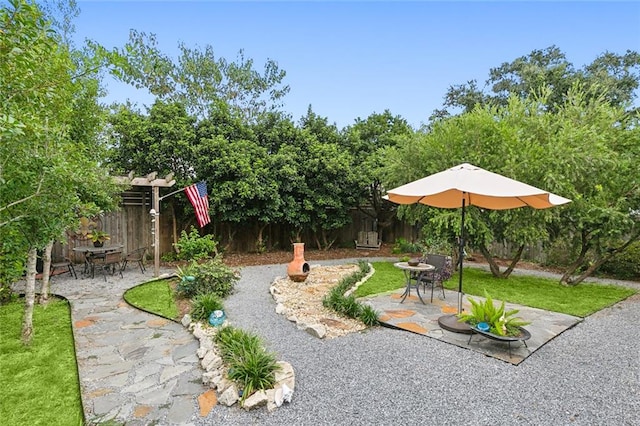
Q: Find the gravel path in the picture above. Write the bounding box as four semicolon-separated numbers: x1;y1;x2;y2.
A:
199;259;640;425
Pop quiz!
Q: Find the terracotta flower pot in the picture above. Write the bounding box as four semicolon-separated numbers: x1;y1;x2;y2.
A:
287;242;310;282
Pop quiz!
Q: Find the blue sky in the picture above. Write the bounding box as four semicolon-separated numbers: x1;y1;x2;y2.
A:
73;1;640;129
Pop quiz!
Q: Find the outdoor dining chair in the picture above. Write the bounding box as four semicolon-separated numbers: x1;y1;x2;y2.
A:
50;258;77;279
91;250;123;281
121;247;147;273
417;254;453;302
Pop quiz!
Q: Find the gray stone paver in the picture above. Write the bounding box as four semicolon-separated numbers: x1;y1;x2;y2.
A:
46;266;206;425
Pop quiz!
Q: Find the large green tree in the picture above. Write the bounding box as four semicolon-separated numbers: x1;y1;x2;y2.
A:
384;86;639;284
93;30;289;121
342;110;414;239
433;46;640;119
0;0;118;341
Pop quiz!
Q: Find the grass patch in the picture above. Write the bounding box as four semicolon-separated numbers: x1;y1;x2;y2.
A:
352;261;405;298
124;279;179;319
355;262;636;317
0;298;83;425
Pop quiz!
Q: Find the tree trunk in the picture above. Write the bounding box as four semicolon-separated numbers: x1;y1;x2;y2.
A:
321;229;336;250
478;243;524;278
501;244;524;278
22;247;37;344
39;241;54;304
478;244;503;277
560;231;591;285
562;231;640;286
256;222;268;252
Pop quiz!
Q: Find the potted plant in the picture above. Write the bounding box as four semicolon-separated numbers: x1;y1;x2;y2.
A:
457;291;530;337
87;230;110;247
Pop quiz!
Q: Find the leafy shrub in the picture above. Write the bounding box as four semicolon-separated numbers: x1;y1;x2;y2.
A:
392;238;423;254
542;239;579;268
598;241;640;280
214;326;280;400
0;230;26;305
191;293;224;322
175;258;239;299
174;226;218;261
161;252;177;262
420;235;453;256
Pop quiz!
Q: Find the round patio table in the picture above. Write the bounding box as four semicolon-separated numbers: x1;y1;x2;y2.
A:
393;262;435;305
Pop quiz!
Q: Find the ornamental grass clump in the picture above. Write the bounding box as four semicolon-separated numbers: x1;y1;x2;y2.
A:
214;326;280;400
322;260;379;326
190;293;224;322
457;291;530;337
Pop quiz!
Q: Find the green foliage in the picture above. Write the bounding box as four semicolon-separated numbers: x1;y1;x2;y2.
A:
175;258;239;299
439;46;640;117
190;293;224;322
0;298;83;425
0;229;26;305
124;279;179;319
391;238;423;254
214;326;280;400
161;251;177;262
174;226;218;261
322;260;379;326
359;304;380;326
457;291;531;336
598;241;640;280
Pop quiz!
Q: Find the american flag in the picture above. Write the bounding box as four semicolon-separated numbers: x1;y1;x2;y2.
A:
185;181;210;228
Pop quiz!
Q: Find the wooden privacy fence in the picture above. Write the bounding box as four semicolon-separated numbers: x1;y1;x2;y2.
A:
52;197;547;264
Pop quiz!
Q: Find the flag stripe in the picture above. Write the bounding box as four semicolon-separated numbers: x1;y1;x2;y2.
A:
185;181;211;227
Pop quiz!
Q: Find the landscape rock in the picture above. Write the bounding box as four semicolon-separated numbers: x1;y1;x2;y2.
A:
304;323;327;339
181;314;192;327
242;390;268;410
218;384;239;407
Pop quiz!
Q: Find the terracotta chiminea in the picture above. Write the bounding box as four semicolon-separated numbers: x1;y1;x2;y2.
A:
287;242;310;282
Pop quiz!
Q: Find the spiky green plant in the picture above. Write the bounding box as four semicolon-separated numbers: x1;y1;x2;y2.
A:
359;305;380;326
457;291;530;336
190;293;224;322
213;325;280;400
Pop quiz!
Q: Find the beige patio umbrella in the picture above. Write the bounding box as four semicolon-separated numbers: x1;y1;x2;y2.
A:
384;163;571;332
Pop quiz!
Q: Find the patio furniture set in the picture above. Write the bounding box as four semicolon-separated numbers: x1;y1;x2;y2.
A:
61;246;147;280
393;253;531;354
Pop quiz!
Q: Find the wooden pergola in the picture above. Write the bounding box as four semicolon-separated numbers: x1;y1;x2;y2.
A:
116;172;176;277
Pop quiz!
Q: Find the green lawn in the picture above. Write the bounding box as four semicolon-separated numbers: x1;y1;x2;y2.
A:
0;298;83;426
123;278;180;319
354;262;636;317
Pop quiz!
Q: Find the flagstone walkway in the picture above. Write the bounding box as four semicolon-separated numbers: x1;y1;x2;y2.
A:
48;267;210;425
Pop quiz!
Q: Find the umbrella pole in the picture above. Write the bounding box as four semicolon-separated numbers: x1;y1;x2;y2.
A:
436;196;472;334
458;197;466;313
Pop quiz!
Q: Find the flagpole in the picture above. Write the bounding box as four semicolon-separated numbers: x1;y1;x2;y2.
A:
159;186;186;201
154;185;187;276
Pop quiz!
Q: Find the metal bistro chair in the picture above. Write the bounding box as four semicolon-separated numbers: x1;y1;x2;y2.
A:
121;247;147;273
50;257;77;279
91;251;123;281
417;254;453;302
